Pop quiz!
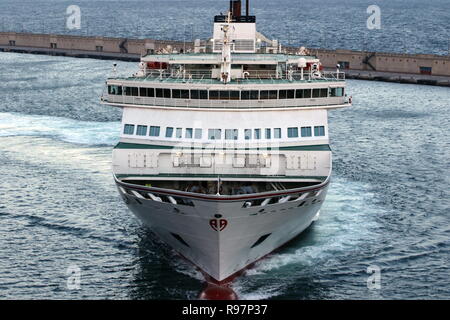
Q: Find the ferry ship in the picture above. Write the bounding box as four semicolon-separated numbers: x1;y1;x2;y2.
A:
101;0;351;283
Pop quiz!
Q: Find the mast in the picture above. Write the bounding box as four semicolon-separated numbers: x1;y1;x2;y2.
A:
220;11;233;84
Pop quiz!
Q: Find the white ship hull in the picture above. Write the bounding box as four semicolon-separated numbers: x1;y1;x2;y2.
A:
116;177;329;281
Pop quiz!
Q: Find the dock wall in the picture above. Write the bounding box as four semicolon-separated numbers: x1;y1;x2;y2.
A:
1;32;450;85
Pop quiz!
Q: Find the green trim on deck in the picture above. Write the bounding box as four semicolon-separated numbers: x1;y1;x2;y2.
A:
114;142;331;152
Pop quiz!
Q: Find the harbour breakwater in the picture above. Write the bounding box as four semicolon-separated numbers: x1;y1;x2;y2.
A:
1;32;449;87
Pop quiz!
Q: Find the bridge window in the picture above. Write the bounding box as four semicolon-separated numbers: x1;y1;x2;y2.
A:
225;129;239;140
136;125;148;136
314;126;325;136
312;88;328;98
244;129;252;140
274;128;281;139
241;90;259;100
330;87;344;97
108;85;122;95
156;88;171;98
301;127;312;137
287;127;298;138
185;128;193;139
209;91;219;100
296;89;312;99
146;88;155;97
279;90;295;99
208;129;222;140
125;87;138;96
265;128;271;139
165;127;174;138
149;126;160;137
260;90;277;100
191;90;208;99
123;124;135;135
195;128;203;139
172;89;190;99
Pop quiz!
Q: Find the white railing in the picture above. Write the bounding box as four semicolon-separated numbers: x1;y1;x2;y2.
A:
118;69;346;84
102;94;348;109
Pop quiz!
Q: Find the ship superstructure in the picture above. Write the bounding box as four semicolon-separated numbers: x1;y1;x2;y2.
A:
101;0;350;282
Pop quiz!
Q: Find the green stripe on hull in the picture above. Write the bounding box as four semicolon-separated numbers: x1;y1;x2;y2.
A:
114;142;331;151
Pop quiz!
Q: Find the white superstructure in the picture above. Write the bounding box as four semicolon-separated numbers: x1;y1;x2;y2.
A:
101;0;351;282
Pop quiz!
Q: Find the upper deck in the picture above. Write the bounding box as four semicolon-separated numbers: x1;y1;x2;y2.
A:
101;0;351;110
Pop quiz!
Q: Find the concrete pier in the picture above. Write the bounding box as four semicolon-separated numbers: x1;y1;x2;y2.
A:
1;32;450;87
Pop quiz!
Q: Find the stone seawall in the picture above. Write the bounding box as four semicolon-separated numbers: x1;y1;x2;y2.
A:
1;32;449;86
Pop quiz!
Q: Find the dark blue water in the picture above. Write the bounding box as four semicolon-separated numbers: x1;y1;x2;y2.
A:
0;50;449;299
1;0;450;55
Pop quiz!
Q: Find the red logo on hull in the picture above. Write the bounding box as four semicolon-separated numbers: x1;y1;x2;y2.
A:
210;219;228;231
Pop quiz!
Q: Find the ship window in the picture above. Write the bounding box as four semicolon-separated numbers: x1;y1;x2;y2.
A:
185;128;193;139
330;87;344;97
131;87;138;96
209;90;219;100
301;127;312;137
269;90;278;99
250;90;259;100
136;125;148;136
147;88;155;97
123;124;135;135
191;90;208;100
208;129;222;140
225;129;239;140
320;88;328;98
172;89;181;98
261;90;277;99
163;89;171;98
314;126;325;136
219;91;230;100
139;87;147;97
149;126;160;137
244;129;252;140
295;89;304;99
241;91;250;100
287;127;298;138
156;88;163;98
124;87;132;96
303;89;312;99
251;233;271;248
195;128;203;139
165;127;174;138
265;128;271;139
279;90;295;99
254;129;261;140
274;128;281;139
260;90;269;100
176;128;182;138
312;89;320;98
108;85;121;95
230;91;240;100
180;90;190;99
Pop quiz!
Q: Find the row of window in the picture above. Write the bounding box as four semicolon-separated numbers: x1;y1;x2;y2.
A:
123;125;326;139
109;86;344;100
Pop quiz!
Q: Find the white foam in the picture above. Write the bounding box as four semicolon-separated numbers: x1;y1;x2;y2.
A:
234;177;382;299
0;112;120;146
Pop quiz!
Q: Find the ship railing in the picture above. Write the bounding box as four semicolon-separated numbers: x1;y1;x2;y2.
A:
102;94;348;109
136;69;345;83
